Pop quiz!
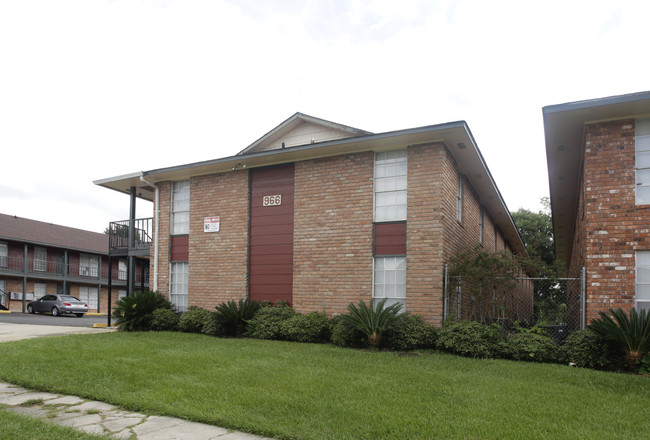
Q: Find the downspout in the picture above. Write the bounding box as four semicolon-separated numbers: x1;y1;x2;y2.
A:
140;175;159;292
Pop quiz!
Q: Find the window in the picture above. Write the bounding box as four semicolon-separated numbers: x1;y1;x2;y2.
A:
373;256;406;310
170;262;189;312
79;254;99;277
636;119;650;205
34;283;47;297
118;289;127;301
118;260;127;281
0;280;5;307
456;172;463;223
635;251;650;312
374;151;407;222
34;247;47;272
0;241;7;268
79;286;98;309
172;180;190;235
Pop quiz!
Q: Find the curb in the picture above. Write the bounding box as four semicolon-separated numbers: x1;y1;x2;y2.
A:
85;313;106;316
0;310;11;314
92;323;116;328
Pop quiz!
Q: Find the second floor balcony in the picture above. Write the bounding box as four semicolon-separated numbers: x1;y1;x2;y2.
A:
109;218;153;254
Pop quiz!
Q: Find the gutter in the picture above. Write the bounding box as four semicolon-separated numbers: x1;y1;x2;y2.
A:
140;175;159;292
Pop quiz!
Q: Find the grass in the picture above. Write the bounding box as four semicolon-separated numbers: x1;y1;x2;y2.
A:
0;332;648;439
0;408;111;440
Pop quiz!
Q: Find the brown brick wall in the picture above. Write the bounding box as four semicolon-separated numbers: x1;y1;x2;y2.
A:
187;171;250;308
154;181;172;297
576;119;643;322
293;153;374;316
406;143;446;324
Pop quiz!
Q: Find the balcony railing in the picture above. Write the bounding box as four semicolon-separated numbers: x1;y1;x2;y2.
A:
0;256;149;284
109;218;153;250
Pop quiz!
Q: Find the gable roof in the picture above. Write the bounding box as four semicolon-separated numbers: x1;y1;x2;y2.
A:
544;91;650;266
237;112;372;155
95;116;527;257
0;213;108;254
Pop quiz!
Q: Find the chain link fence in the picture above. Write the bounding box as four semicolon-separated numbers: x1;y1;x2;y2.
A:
444;266;585;342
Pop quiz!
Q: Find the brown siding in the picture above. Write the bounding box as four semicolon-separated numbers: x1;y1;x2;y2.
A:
249;165;294;304
171;236;189;261
374;222;406;256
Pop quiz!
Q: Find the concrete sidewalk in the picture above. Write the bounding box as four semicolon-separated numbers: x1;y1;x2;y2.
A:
0;322;115;342
0;382;272;439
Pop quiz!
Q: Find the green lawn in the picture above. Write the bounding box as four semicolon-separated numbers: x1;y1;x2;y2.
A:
0;408;111;440
0;332;647;440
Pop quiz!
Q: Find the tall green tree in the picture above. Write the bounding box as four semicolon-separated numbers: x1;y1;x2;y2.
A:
511;197;555;269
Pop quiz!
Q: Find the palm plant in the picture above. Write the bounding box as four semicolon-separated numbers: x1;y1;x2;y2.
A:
340;298;403;347
112;290;173;332
588;308;650;367
214;298;261;337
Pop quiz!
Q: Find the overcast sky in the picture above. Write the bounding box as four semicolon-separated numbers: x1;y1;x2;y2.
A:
1;0;648;233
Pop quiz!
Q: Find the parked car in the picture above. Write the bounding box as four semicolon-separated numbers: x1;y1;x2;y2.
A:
27;294;88;317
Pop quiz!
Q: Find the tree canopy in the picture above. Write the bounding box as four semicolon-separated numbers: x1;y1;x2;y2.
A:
511;197;555;269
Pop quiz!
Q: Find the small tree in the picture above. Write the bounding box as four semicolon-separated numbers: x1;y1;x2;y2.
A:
589;308;650;369
446;245;524;323
340;298;403;347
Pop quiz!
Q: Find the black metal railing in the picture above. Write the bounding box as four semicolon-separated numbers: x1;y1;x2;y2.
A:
109;218;153;250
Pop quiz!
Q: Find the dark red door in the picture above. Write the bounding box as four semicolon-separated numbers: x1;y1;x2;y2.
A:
249;164;294;304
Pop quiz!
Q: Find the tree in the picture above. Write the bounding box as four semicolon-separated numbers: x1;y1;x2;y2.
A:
510;197;555;269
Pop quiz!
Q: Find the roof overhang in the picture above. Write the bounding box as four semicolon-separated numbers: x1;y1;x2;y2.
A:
544;91;650;267
95;120;527;256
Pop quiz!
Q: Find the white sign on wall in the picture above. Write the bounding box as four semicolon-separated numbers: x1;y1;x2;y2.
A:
204;216;220;232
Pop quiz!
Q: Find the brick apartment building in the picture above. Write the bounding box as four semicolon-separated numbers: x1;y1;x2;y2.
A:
96;113;530;324
544;91;650;322
0;213;148;313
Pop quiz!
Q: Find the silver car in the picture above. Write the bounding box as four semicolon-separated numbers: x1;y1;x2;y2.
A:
27;294;88;317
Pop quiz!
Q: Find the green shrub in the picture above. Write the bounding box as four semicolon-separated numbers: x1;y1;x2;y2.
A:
247;301;297;340
281;312;331;343
437;320;505;358
149;308;179;331
112;290;173;332
214;298;262;337
506;333;559;363
559;329;619;370
330;315;367;348
178;307;211;333
201;311;225;337
340;299;403;347
589;308;650;368
383;314;437;351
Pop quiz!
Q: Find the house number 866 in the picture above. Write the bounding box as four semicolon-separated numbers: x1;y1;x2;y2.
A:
263;195;282;206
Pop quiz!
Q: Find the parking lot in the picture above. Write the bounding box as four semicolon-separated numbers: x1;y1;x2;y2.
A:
0;311;110;328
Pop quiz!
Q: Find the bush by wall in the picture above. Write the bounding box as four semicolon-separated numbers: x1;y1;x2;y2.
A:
383;314;437;351
201;311;225;337
560;329;620;370
281;312;331;343
178;307;212;333
247;301;297;340
506;332;560;363
330;315;367;348
112;290;173;332
214;298;262;338
437;320;506;358
149;308;179;331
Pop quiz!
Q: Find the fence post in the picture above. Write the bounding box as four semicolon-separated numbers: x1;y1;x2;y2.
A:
443;263;449;320
580;266;587;330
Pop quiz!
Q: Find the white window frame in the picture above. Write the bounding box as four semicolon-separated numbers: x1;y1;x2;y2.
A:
34;246;47;272
635;251;650;312
374;150;407;222
456;172;463;223
0;280;5;307
372;256;406;311
0;241;7;268
79;286;99;309
118;260;127;281
79;254;99;277
636;119;650;205
34;282;47;297
172;180;190;235
170;262;189;312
